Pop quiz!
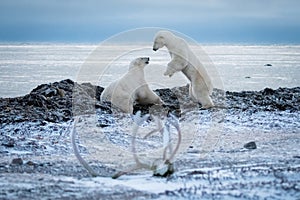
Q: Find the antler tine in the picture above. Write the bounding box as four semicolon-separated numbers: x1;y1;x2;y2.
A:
71;117;99;177
113;112;153;179
162;121;171;161
112;165;144;179
143;115;164;139
131;122;143;166
113;112;182;178
165;114;181;162
131;111;152;168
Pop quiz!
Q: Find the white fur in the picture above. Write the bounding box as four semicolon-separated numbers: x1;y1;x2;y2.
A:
100;57;163;114
153;30;214;108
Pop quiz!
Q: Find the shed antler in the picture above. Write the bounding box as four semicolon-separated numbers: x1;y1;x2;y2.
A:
112;111;181;179
71;117;99;177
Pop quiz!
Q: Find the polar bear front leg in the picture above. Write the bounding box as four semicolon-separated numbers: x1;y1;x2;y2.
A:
136;87;164;105
164;67;176;77
112;95;134;114
147;93;164;105
164;57;187;77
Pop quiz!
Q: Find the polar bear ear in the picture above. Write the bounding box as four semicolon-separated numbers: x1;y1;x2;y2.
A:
129;58;145;69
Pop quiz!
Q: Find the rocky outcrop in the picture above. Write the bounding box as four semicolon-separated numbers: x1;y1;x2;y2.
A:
0;79;299;125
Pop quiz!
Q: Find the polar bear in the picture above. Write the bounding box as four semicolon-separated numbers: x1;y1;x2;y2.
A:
100;57;163;114
153;30;214;109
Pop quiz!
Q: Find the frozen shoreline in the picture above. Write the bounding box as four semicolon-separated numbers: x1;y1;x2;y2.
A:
1;44;300;98
0;79;300;199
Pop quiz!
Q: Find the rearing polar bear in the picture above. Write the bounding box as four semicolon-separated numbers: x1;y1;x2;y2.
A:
153;30;214;109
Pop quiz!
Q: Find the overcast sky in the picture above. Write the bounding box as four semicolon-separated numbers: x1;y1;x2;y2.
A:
0;0;299;43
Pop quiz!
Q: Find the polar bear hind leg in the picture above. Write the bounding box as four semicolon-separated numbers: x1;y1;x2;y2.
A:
112;95;134;114
191;82;214;109
100;81;117;102
188;84;197;102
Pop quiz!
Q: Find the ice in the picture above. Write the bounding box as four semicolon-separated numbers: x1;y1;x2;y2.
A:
1;44;300;97
1;43;300;199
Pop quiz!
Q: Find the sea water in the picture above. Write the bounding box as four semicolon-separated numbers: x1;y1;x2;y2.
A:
0;43;299;98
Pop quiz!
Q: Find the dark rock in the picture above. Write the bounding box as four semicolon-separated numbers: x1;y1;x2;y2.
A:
225;86;300;112
244;141;257;150
26;161;38;166
262;88;275;95
1;136;15;147
11;158;23;165
131;87;181;117
0;79;299;125
43;87;57;97
293;155;300;159
2;140;15;148
264;64;272;66
188;170;206;175
95;86;104;101
0;79;89;123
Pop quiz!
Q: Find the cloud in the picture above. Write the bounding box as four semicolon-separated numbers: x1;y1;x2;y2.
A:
0;0;299;43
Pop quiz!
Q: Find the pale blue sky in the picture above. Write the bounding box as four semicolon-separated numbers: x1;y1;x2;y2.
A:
0;0;299;43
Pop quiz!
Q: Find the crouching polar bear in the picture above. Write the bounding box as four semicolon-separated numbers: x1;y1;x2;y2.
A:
100;57;163;114
153;30;214;109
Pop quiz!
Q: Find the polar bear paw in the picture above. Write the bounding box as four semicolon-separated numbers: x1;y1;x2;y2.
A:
200;103;214;110
164;70;174;77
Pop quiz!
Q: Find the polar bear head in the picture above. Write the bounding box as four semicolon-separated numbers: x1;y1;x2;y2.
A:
129;57;150;70
153;30;174;51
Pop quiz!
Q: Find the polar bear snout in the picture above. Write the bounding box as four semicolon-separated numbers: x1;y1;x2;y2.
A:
153;43;161;51
140;57;150;64
153;40;164;51
129;57;150;69
152;42;158;51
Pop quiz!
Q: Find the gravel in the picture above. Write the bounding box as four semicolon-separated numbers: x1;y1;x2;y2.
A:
0;79;299;199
